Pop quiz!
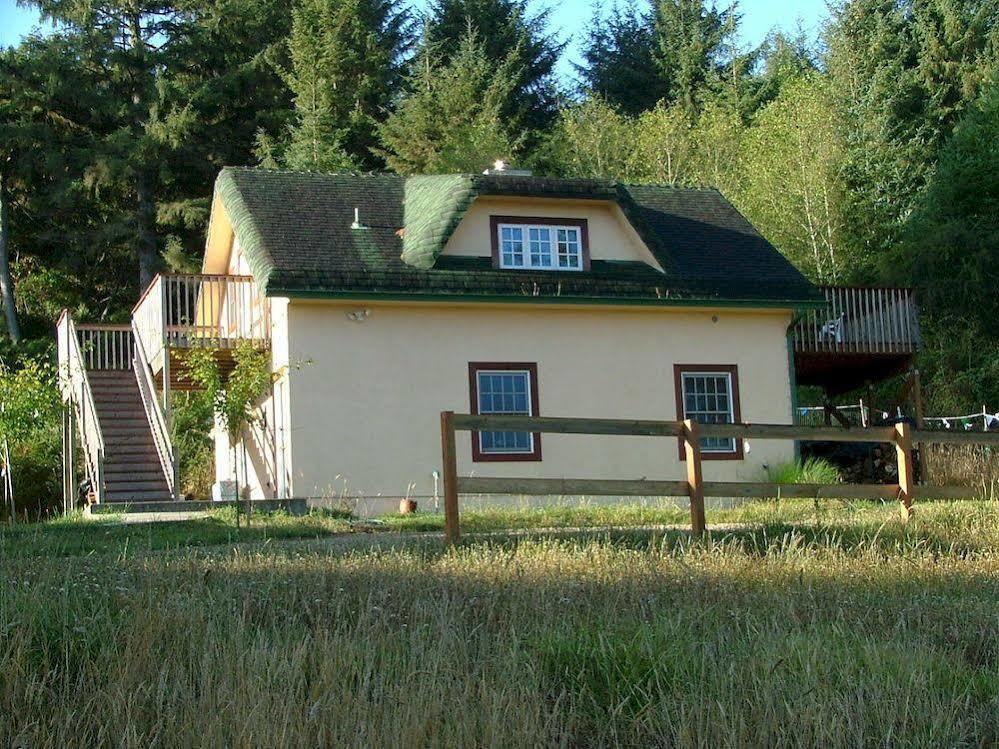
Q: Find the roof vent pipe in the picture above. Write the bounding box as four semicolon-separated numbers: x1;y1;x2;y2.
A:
351;207;365;229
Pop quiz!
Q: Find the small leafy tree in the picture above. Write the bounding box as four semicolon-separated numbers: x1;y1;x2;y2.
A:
183;342;273;520
0;357;60;519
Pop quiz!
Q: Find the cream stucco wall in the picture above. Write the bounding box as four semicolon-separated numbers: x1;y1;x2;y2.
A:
443;197;665;270
278;300;795;510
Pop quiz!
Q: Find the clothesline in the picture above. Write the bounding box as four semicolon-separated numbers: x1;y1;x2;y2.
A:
797;404;999;430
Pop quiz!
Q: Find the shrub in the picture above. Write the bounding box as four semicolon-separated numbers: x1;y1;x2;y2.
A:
767;457;841;484
0;357;62;520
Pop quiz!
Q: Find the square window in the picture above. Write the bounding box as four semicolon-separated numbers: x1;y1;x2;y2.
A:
677;368;740;455
469;364;541;461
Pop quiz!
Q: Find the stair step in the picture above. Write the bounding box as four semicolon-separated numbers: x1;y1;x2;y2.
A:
98;417;151;428
106;443;160;456
105;467;165;479
104;490;174;502
106;480;169;492
102;423;154;432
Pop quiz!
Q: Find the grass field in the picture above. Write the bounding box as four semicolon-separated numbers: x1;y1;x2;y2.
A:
2;500;997;747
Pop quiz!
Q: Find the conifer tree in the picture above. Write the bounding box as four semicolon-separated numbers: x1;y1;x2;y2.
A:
377;30;522;174
825;0;999;262
19;0;292;291
651;0;738;115
276;0;412;171
577;1;665;115
424;0;563;133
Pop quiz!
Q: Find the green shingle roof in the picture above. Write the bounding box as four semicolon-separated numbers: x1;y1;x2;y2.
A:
214;167;823;307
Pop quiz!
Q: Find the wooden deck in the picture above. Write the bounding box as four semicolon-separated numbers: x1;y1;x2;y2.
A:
792;286;919;393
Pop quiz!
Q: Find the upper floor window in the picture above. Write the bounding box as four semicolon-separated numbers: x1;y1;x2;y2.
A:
490;217;589;271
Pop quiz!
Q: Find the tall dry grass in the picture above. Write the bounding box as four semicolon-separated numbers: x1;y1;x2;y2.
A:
1;502;997;747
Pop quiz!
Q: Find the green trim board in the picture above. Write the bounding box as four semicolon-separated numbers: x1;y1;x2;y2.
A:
270;287;829;310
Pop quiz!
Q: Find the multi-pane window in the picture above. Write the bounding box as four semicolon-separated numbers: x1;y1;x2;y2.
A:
469;364;541;461
497;223;583;271
680;371;737;453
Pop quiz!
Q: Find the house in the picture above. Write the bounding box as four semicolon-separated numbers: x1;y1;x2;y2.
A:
57;166;921;513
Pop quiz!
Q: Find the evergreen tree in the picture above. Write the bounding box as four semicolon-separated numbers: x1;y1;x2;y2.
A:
825;0;999;266
275;0;412;171
899;82;999;411
19;0;292;291
651;0;738;115
377;31;523;174
577;1;666;115
423;0;564;133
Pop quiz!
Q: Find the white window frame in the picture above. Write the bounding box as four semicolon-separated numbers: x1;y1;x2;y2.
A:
680;371;737;453
496;222;584;271
475;369;535;455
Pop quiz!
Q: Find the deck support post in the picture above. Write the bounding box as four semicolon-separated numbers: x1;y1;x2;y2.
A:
441;411;460;545
683;419;706;537
895;421;915;522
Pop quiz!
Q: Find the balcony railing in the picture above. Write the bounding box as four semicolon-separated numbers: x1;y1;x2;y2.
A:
132;274;271;373
793;286;920;355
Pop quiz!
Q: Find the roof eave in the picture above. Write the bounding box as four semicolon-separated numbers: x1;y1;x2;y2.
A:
266;287;827;310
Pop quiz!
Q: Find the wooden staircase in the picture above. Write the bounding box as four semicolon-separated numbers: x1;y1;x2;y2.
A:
58;275;270;509
88;370;173;502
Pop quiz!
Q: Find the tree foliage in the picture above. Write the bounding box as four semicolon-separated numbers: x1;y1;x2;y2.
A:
0;357;60;518
423;0;563;133
270;0;412;170
377;30;523;174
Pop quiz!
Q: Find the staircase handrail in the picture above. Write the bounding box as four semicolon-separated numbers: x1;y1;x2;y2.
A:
56;311;106;503
132;318;179;500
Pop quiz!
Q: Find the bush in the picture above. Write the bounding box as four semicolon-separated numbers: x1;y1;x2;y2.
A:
0;356;62;520
767;457;841;484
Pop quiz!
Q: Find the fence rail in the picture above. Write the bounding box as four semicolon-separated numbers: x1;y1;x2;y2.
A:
793;286;920;355
439;412;994;543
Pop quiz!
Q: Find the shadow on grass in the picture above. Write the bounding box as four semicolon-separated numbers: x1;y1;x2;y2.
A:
0;510;353;559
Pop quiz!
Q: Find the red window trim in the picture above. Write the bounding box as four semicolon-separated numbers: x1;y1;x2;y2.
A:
674;364;744;461
468;362;542;462
489;216;591;271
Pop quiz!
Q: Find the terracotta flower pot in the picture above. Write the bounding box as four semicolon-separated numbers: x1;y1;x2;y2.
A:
399;498;418;515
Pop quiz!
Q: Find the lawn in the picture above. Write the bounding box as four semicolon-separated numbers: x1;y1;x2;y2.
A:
1;500;997;747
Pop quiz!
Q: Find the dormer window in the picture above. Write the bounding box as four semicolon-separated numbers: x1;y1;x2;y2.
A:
490;216;590;271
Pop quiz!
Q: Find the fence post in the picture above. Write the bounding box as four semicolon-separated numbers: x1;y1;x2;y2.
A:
895;421;915;522
440;411;460;545
683;419;706;537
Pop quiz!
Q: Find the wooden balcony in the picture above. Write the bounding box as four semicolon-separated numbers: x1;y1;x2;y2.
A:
133;273;271;390
792;286;920;394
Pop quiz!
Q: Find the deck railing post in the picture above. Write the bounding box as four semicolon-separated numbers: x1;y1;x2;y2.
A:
683;419;706;537
895;421;915;522
441;410;460;545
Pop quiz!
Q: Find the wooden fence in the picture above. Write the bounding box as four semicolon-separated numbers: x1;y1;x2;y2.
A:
439;412;998;544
